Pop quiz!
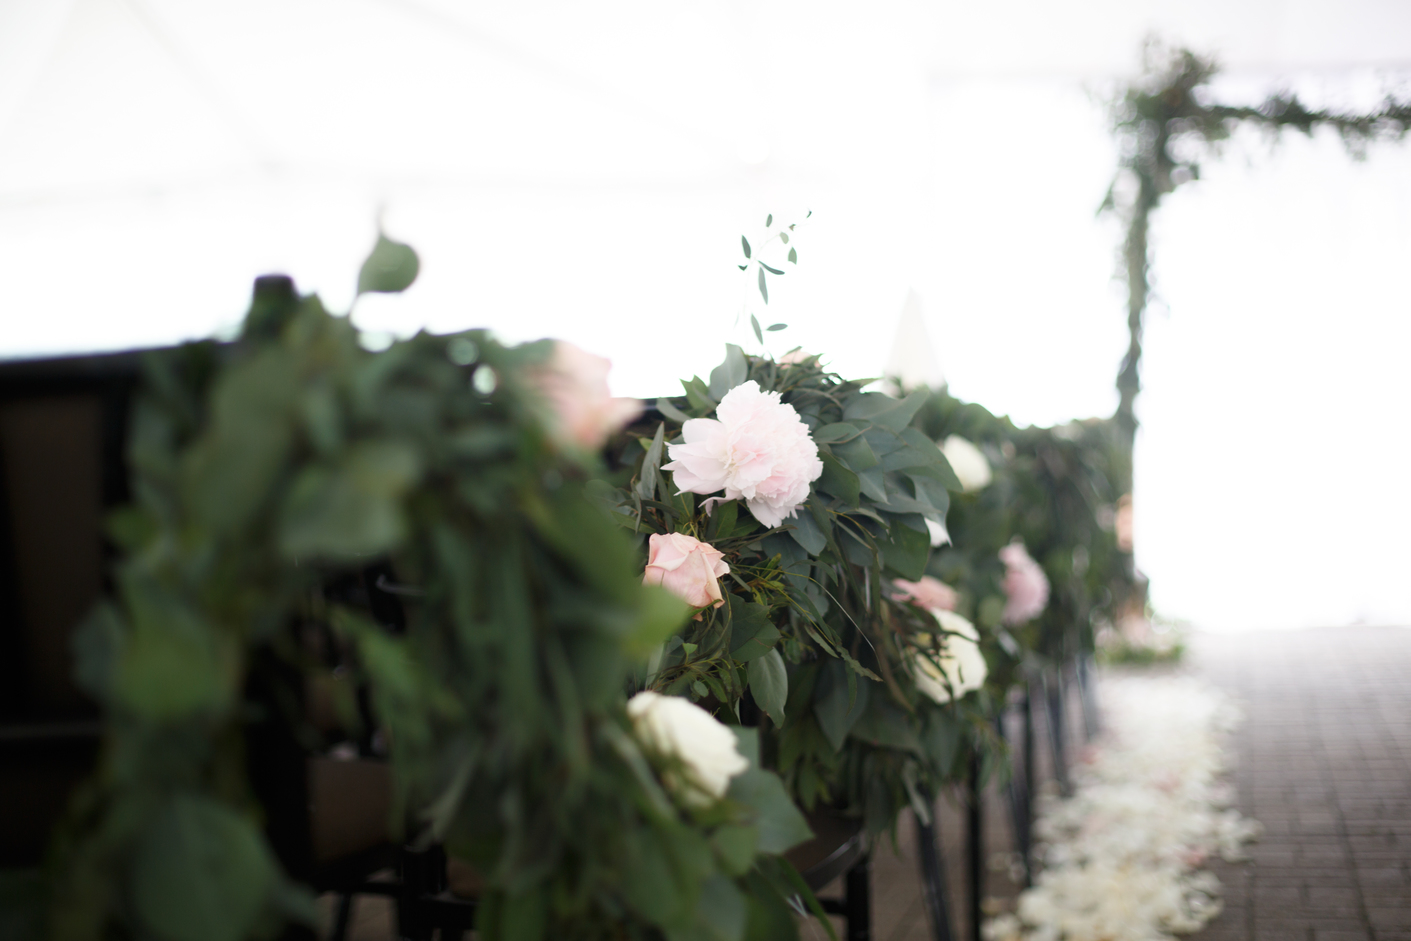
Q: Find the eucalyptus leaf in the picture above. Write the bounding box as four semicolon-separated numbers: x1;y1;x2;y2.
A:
726;767;812;854
131;796;279;941
757;268;768;304
356;234;420;295
747;649;787;723
708;345;749;400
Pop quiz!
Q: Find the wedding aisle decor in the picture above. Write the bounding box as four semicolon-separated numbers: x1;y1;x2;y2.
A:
912;390;1137;683
45;238;819;941
598;339;1012;836
984;675;1261;941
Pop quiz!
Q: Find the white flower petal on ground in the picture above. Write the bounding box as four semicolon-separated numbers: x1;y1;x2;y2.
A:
626;690;749;806
986;676;1262;941
662;380;823;528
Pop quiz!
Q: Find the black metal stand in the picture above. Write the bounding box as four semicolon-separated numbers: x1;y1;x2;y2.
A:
999;701;1031;890
967;754;983;941
1022;679;1035;886
1076;654;1100;742
1044;668;1070;797
914;794;955;941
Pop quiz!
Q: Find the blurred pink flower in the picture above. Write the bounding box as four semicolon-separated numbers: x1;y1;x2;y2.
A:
892;575;958;612
1000;541;1049;625
531;341;641;450
662;380;823;528
643;532;729;615
778;349;813;365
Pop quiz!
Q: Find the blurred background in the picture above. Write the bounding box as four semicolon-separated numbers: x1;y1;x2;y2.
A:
2;0;1408;633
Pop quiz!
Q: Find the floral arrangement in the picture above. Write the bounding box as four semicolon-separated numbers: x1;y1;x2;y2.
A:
601;344;1005;833
47;240;818;941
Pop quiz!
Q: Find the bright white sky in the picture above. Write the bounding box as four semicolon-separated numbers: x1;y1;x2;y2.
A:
2;0;1409;631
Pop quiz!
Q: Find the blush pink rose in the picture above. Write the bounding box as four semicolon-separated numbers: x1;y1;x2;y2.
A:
999;541;1049;625
661;380;823;528
892;575;959;612
530;341;642;450
643;533;729;614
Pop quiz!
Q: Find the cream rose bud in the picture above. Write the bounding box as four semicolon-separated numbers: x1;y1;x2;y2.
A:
912;610;988;704
662;380;824;529
626;691;750;806
642;533;729;613
529;341;642;450
941;435;993;492
892;575;959;612
999;541;1050;626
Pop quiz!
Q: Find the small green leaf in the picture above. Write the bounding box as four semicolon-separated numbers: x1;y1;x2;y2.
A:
750;314;764;345
759;262;785;275
788;247;797;264
636;422;665;502
727;767;812;854
709;344;750;400
779;232;789;244
766;323;787;332
655;397;691;424
765;214;773;227
814;423;859;444
712;826;759;877
748;649;787;722
757;268;768;304
131;795;280;941
741;236;752;259
785;510;826;556
356;234;420;295
816;452;861;507
728;595;780;662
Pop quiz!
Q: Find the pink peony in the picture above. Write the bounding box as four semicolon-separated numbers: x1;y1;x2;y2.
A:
662;380;823;528
643;533;729;614
999;541;1049;625
530;341;642;450
892;575;959;612
777;349;814;366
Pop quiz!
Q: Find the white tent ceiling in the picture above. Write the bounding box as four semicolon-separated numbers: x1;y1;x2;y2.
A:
2;0;1409;631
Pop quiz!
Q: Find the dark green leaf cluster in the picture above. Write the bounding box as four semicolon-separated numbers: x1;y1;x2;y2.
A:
50;259;817;941
609;347;1005;836
911;389;1137;679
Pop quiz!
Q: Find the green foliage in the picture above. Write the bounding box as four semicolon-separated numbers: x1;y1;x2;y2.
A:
48;247;815;940
911;388;1137;675
610;345;1008;835
1104;42;1411;477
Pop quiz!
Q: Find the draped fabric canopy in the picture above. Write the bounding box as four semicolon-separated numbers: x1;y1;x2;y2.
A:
3;0;1409;629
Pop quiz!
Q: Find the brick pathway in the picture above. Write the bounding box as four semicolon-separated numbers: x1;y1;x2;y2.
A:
1189;627;1411;941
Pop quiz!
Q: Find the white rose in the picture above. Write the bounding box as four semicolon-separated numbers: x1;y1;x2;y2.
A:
662;380;824;528
626;691;750;806
941;435;993;492
911;610;988;704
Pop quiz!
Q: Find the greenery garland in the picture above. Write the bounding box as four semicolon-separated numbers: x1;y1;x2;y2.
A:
1104;43;1411;490
46;242;817;941
603;345;1010;836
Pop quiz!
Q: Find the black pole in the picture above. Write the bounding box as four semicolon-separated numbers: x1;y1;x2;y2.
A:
1044;668;1069;798
998;704;1031;889
968;753;983;941
1078;653;1100;740
844;853;873;941
914;790;955;941
1022;678;1035;885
